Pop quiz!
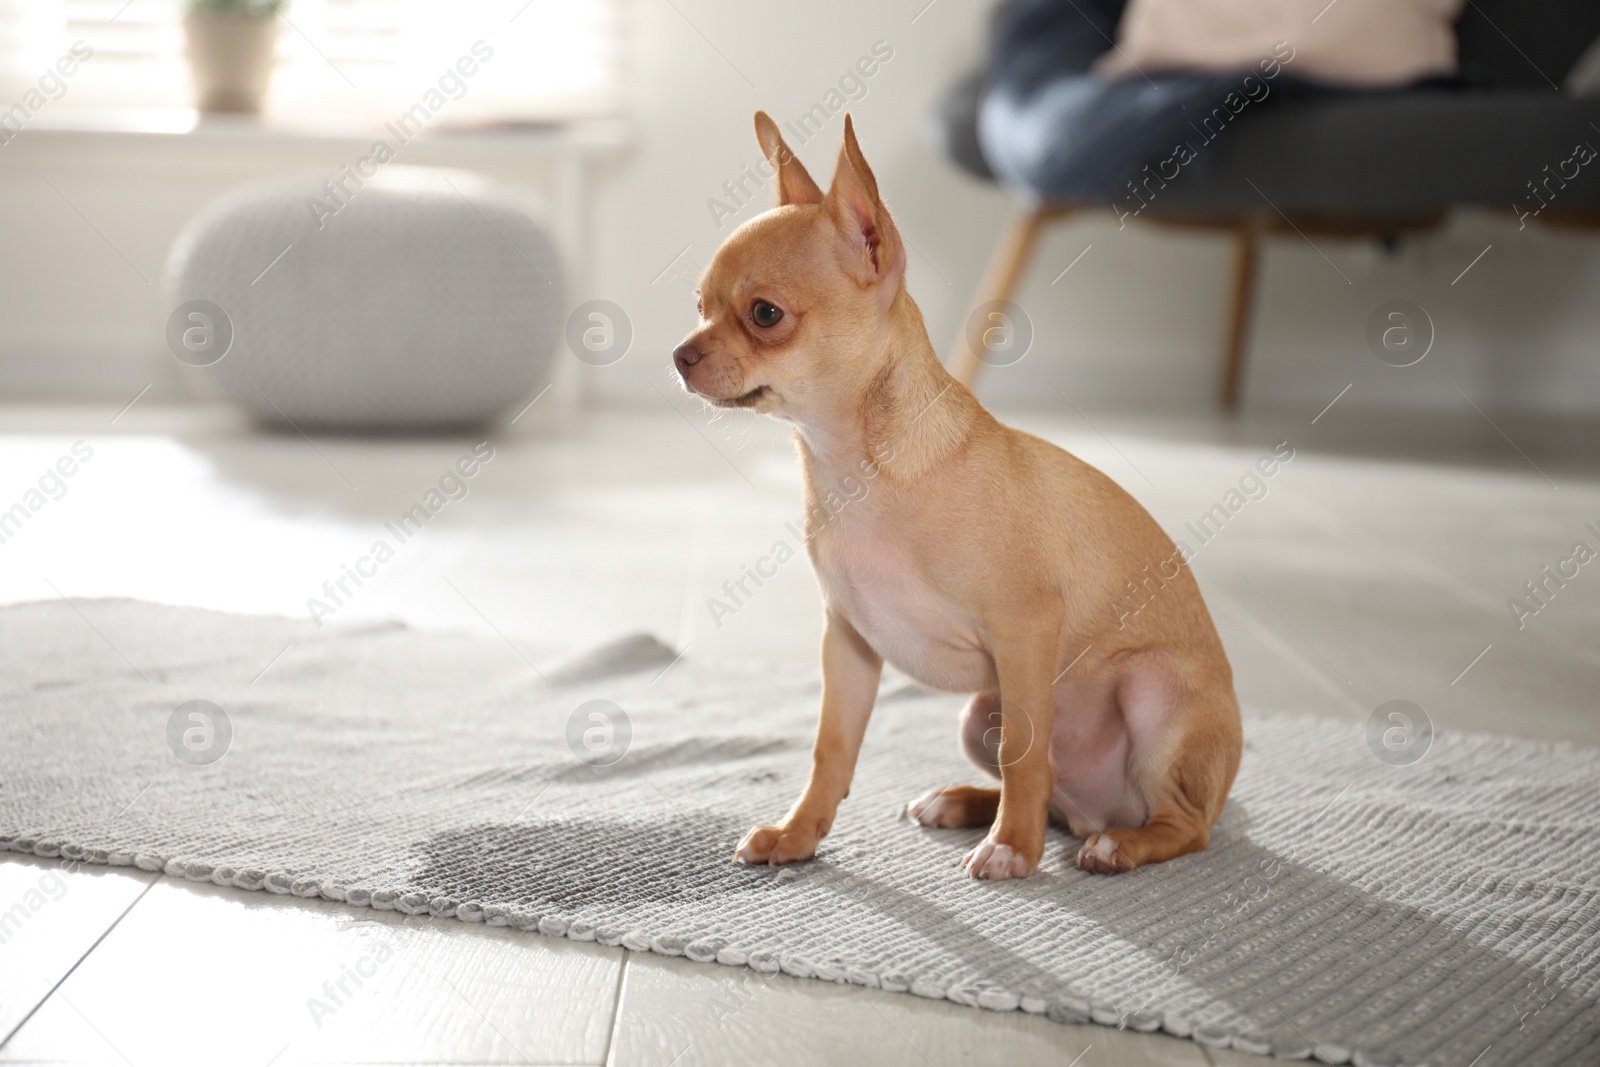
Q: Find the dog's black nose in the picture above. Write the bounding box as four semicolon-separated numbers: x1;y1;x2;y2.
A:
673;342;704;370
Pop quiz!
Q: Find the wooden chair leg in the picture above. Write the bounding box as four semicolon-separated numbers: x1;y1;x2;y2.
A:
950;203;1059;387
1220;229;1258;413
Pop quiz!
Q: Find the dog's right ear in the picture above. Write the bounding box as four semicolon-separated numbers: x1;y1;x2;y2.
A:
754;111;822;207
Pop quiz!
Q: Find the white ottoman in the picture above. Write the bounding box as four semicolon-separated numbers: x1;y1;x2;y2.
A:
164;166;565;430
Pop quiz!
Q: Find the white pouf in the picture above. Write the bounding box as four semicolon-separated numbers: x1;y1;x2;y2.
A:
164;166;565;430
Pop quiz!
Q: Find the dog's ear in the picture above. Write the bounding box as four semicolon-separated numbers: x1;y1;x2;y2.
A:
754;111;822;207
824;114;905;294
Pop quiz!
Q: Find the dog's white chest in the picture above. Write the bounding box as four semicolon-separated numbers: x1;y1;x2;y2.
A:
812;521;994;693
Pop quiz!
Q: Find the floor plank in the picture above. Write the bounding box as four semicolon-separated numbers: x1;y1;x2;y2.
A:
0;855;156;1047
0;878;623;1066
608;951;1210;1067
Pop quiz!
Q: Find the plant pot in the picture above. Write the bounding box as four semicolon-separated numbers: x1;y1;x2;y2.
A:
184;11;279;114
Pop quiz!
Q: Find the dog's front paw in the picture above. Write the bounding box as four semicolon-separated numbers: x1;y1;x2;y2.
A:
1076;832;1134;874
734;823;819;866
961;836;1037;880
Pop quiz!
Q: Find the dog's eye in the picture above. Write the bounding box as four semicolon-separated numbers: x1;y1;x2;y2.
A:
751;300;783;328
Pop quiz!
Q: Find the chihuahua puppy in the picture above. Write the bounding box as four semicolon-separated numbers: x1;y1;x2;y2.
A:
673;112;1241;879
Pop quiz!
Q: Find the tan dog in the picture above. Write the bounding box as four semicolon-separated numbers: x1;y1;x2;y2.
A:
673;112;1242;879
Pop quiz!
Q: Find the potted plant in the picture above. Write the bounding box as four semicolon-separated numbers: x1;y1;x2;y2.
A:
184;0;284;114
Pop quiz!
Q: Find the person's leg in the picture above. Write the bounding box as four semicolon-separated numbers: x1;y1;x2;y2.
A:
982;68;1258;203
978;0;1318;204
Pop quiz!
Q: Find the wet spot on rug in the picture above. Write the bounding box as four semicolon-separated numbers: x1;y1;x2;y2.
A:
412;814;771;909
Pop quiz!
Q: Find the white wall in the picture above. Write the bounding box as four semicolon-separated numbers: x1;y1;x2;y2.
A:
2;0;1598;414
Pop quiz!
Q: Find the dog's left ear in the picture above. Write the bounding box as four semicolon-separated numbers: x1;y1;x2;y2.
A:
825;115;905;297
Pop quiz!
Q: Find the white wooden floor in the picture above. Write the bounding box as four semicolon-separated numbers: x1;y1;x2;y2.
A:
2;400;1595;1066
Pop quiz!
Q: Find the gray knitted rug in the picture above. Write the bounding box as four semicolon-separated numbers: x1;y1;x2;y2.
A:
3;600;1597;1066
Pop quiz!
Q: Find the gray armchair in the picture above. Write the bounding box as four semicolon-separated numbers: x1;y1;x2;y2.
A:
936;0;1600;409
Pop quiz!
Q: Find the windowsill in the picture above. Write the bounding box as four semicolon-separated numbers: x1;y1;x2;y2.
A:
11;107;631;155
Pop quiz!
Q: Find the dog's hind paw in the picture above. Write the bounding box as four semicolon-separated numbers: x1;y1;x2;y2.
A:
906;787;952;826
1076;832;1134;874
906;785;1000;828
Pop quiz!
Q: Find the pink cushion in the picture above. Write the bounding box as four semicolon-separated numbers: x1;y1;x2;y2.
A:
1096;0;1464;87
